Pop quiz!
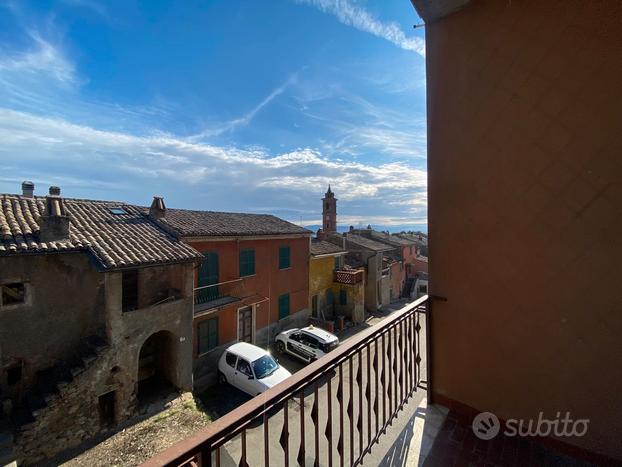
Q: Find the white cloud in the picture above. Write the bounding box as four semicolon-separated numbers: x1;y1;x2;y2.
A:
0;108;428;226
297;0;425;56
0;32;76;85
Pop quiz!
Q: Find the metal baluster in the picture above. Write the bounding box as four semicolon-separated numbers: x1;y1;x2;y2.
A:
387;328;393;428
416;309;422;389
239;430;248;467
280;402;289;467
398;320;403;410
381;333;387;432
204;444;214;467
366;342;372;449
326;375;333;467
264;411;270;467
373;338;380;445
348;358;354;466
312;383;319;467
357;350;363;462
298;390;306;467
337;363;344;467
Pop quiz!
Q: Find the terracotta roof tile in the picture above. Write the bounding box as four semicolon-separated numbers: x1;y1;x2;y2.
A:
310;240;346;256
156;208;312;237
346;234;394;252
0;194;202;270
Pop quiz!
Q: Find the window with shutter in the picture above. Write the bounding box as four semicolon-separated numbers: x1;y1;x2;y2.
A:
198;317;219;354
239;249;255;277
279;246;290;269
278;293;290;320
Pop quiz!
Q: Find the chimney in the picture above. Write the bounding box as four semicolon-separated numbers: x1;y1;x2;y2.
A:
349;225;354;232
316;228;325;241
149;196;166;220
21;181;34;198
39;186;70;242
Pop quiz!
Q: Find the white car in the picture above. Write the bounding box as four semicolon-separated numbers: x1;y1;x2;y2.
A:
275;325;339;363
217;342;291;397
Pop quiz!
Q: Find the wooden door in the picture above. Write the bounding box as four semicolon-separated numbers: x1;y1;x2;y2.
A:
238;306;253;343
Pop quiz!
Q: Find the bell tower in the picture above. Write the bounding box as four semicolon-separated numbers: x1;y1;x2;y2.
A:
322;185;337;232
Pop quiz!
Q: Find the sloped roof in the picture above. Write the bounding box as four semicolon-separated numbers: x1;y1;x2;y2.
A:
310;240;346;257
155;208;311;237
346;234;394;252
368;230;416;247
0;194;202;270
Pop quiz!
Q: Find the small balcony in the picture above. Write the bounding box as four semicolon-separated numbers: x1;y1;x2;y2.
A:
334;269;364;285
193;278;245;315
144;296;431;466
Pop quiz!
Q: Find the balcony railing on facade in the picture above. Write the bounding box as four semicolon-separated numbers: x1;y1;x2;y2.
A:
144;295;431;467
334;268;364;285
194;278;246;315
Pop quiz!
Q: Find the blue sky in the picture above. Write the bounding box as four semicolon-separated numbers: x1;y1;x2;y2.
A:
0;0;427;232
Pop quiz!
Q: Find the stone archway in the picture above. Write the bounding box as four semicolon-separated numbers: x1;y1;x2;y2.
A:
137;330;177;403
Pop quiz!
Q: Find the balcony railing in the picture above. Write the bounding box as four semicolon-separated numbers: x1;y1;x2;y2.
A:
144;295;430;467
334;269;364;285
194;278;245;314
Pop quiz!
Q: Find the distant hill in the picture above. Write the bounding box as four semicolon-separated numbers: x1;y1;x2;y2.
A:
302;224;428;235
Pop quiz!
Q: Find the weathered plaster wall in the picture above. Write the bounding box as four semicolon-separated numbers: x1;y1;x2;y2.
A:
0;253;105;397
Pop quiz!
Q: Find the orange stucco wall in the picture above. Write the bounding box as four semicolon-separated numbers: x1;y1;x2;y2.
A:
190;236;310;351
427;0;622;461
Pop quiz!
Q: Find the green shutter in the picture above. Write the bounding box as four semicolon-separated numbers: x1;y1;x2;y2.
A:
208;317;219;351
334;256;340;270
240;249;255;277
279;246;290;269
340;288;347;305
198;317;219;354
278;293;290;320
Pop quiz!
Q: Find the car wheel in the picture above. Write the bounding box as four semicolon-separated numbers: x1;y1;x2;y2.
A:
218;371;227;385
276;341;285;354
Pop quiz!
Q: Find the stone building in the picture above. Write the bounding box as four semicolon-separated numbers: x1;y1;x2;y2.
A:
145;198;312;389
0;184;201;465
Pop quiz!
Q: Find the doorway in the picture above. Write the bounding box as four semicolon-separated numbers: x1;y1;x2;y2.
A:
99;391;115;428
137;331;176;404
238;306;253;343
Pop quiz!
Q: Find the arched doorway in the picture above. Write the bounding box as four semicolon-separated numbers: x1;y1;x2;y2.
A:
137;331;177;404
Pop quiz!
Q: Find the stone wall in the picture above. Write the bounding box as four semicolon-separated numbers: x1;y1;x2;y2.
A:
5;260;195;465
13;346;123;465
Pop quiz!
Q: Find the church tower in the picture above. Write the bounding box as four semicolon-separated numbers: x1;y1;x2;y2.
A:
322;185;337;232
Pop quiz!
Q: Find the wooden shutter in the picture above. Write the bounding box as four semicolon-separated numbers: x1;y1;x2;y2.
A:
240;249;255;276
278;293;290;320
279;246;290;269
198;320;209;354
208;318;219;351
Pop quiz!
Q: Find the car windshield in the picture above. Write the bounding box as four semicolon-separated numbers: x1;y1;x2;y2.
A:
252;354;279;379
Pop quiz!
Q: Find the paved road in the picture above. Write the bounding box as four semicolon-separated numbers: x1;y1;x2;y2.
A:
199;300;428;467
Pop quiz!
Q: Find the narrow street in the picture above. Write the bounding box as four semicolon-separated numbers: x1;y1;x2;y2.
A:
197;300;428;466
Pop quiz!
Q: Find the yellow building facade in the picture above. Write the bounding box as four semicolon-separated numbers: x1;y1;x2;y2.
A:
309;241;365;323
